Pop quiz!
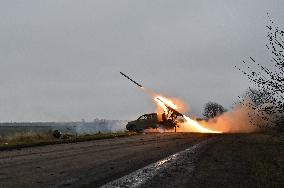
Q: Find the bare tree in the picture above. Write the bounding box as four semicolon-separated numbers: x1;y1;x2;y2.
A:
236;87;272;107
236;13;284;131
236;88;274;127
203;102;227;119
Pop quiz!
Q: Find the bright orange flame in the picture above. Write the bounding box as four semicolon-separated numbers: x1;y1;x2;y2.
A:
154;96;177;113
182;115;221;133
154;95;221;133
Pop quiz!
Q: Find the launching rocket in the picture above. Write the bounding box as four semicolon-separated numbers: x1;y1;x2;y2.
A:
119;72;143;88
120;71;183;118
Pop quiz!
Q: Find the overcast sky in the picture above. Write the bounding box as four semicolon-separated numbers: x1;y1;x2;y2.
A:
0;1;283;122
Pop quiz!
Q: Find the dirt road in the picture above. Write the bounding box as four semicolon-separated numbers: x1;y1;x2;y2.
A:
0;133;213;188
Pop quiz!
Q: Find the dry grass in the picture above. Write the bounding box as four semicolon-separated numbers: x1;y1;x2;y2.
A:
0;131;56;148
0;131;132;150
7;131;54;142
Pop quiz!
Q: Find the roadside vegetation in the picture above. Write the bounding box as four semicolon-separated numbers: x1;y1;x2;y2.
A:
191;133;284;187
0;131;132;150
237;14;284;133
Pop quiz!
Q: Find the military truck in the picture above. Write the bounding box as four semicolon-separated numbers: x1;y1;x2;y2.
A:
126;97;185;132
126;112;183;132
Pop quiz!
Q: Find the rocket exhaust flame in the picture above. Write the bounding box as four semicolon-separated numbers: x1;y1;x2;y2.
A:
182;115;221;133
154;96;221;133
120;72;222;133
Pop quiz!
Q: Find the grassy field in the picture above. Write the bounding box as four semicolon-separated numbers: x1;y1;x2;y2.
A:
0;121;127;137
0;131;131;150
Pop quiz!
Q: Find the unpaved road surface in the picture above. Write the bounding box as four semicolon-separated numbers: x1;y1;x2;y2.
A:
0;133;213;188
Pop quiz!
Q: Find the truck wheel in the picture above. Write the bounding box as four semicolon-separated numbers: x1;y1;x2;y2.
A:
128;125;136;132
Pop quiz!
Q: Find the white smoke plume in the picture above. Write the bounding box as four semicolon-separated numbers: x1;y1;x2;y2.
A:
179;100;270;133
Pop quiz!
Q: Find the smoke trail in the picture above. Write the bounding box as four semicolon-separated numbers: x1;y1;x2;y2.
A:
178;100;269;133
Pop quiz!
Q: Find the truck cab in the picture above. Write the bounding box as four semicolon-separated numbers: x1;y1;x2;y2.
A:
126;113;159;132
126;113;179;132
